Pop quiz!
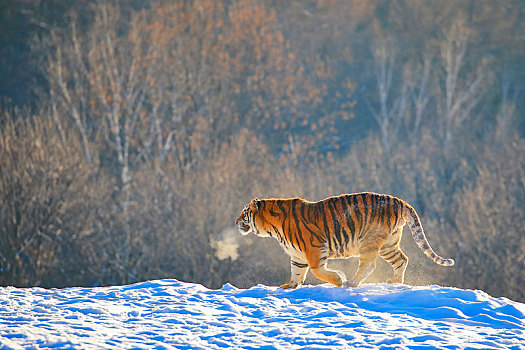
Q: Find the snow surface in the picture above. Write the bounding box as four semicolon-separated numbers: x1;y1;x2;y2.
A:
1;279;524;349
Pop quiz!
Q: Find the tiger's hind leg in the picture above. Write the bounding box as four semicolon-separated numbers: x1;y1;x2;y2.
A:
346;231;387;287
346;250;378;287
281;260;310;289
379;228;408;284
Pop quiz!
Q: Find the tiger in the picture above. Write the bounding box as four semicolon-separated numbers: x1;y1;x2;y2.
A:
235;192;454;288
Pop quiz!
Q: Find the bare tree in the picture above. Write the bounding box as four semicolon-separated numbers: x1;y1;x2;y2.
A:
368;38;408;150
409;53;432;139
46;20;92;165
0;109;90;286
43;4;157;280
452;140;525;299
495;65;518;145
436;16;490;151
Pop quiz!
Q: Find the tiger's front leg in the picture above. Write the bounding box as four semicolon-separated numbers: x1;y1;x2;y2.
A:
306;247;347;287
280;260;309;289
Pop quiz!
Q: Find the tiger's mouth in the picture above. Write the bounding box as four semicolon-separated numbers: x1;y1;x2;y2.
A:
238;222;251;235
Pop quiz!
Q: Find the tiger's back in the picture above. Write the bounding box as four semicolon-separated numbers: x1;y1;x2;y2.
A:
303;193;405;259
236;192;454;288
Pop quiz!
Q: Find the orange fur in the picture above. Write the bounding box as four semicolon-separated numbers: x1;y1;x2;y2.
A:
236;192;454;288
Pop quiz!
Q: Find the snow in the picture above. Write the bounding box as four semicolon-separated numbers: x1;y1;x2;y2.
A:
1;279;524;349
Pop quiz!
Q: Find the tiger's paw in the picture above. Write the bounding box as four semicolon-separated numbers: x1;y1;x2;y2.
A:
344;280;359;288
280;282;299;289
386;277;403;284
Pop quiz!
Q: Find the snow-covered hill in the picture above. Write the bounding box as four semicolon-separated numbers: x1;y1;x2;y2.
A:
1;279;524;349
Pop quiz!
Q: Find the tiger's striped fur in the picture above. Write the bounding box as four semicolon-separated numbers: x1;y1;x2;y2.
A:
235;192;454;288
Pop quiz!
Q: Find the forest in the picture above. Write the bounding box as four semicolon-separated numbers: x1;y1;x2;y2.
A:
1;0;524;302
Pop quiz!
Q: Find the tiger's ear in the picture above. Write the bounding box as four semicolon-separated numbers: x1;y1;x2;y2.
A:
252;198;261;212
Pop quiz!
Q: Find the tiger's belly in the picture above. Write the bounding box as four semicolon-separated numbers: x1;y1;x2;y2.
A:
281;245;308;263
278;236;359;261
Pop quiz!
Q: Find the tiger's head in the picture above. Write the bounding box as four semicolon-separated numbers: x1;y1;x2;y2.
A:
236;199;268;237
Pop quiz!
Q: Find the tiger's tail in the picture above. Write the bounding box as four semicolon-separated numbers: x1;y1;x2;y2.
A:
402;203;455;266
